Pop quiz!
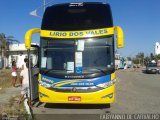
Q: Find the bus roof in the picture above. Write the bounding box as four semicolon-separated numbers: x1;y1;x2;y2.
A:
41;2;113;31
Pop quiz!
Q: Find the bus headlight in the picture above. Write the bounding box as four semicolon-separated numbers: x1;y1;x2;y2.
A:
96;79;116;88
39;81;52;88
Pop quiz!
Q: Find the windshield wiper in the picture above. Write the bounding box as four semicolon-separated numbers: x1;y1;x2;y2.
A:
43;69;57;75
43;69;52;75
85;68;107;75
88;67;114;75
94;68;107;75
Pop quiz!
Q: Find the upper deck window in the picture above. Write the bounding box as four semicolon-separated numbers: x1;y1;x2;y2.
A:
41;2;113;30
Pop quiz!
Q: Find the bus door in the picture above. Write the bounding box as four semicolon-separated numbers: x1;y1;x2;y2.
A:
30;45;39;101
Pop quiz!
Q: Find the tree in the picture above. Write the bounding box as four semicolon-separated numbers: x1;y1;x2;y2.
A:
132;58;139;64
144;56;150;66
0;33;19;68
135;52;145;66
0;33;7;59
155;54;160;61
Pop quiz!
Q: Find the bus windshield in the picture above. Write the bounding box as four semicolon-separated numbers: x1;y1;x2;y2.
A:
41;3;113;30
40;36;114;78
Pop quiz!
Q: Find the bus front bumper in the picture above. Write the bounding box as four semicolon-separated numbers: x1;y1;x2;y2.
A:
38;85;115;104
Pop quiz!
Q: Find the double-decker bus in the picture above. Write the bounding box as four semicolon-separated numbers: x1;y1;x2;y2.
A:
25;2;124;105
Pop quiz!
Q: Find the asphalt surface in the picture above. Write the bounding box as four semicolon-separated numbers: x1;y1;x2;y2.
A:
111;69;160;113
33;68;160;120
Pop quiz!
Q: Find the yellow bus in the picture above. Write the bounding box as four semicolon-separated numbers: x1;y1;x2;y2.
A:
25;2;124;106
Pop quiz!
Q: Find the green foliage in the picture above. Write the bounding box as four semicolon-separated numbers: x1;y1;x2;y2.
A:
132;52;145;65
132;58;139;64
132;52;160;66
155;54;160;61
0;33;19;68
144;56;150;66
136;52;144;59
0;33;7;49
0;33;18;56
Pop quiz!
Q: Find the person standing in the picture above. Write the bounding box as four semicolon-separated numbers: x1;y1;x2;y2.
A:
11;61;17;87
19;58;28;86
22;58;28;69
19;62;32;107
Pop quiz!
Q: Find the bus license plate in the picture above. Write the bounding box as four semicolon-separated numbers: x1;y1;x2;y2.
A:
68;96;81;101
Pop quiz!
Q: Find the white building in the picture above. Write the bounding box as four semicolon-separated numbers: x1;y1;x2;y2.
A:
5;43;38;68
155;42;160;55
115;53;121;69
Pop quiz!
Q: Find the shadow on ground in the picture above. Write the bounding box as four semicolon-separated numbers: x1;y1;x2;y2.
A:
33;101;110;110
43;103;110;109
142;70;146;74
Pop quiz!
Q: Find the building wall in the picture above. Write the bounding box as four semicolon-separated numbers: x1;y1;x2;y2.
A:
6;43;38;68
155;42;160;55
8;53;37;68
9;43;38;51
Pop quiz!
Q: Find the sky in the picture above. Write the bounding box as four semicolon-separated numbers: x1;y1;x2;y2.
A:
0;0;160;57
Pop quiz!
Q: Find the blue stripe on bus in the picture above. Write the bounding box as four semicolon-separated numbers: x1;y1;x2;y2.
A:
41;75;111;87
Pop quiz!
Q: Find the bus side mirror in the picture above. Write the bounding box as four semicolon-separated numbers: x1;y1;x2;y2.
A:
25;28;41;49
115;26;124;49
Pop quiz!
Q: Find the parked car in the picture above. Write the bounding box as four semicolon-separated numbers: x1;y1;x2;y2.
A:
146;63;160;74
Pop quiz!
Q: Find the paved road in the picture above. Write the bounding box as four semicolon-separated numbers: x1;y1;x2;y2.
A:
33;69;160;120
111;69;160;113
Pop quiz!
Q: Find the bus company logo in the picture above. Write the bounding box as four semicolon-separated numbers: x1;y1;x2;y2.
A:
42;77;54;83
86;29;108;36
50;31;67;37
49;29;108;37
